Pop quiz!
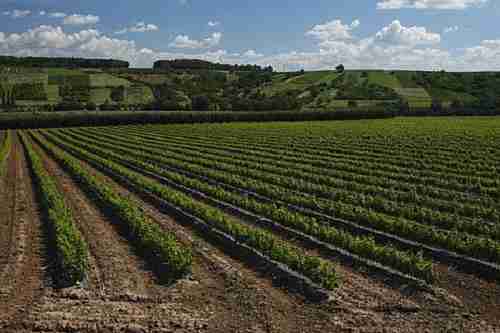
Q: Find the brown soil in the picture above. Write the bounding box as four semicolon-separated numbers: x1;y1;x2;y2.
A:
0;132;499;332
0;131;46;327
0;131;15;272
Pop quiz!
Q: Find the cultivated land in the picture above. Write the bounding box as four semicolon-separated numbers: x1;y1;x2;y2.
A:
1;117;500;332
2;57;500;113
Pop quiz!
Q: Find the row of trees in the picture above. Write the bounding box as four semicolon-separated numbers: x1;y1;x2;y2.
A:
153;59;273;72
0;56;129;69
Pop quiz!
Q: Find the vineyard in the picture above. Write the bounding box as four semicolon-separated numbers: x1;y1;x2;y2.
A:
1;117;500;332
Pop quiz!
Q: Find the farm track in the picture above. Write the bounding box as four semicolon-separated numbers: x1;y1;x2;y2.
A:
0;132;46;328
39;130;500;331
0;132;15;272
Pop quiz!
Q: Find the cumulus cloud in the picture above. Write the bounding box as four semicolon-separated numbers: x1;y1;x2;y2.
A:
374;20;441;45
0;25;160;66
243;49;264;57
49;12;67;18
377;0;488;10
169;32;222;49
39;11;46;16
306;19;360;42
254;19;449;71
63;14;100;26
208;21;220;27
460;39;500;68
3;9;31;18
0;21;500;71
115;22;159;34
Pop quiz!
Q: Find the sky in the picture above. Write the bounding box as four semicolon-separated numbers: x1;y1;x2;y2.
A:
0;0;499;70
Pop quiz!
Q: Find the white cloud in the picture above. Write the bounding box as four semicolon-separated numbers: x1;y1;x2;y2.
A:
169;32;222;49
130;22;159;33
444;25;459;33
306;19;360;42
208;21;220;27
49;12;67;18
3;9;31;18
1;21;500;71
255;20;448;71
375;20;441;45
460;39;500;68
63;14;100;26
115;22;159;34
39;11;46;16
377;0;488;10
243;49;264;57
0;25;158;66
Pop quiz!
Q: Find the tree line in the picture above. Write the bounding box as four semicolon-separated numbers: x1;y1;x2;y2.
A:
0;56;129;69
153;59;273;72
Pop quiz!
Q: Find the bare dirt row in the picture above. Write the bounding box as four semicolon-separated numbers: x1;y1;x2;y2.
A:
0;132;46;328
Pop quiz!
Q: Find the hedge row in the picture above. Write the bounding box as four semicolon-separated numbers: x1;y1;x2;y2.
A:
0;110;394;129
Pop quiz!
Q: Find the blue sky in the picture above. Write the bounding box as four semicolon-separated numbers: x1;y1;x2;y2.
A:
0;0;499;70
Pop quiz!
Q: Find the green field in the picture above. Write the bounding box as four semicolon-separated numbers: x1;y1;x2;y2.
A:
426;87;478;104
366;71;402;89
2;115;500;330
326;99;389;108
394;88;432;108
394;71;421;88
2;65;499;112
25;116;500;290
263;71;339;95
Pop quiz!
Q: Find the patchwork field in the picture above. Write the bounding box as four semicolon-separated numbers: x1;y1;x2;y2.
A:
366;71;403;89
1;117;500;332
263;71;339;95
394;88;433;108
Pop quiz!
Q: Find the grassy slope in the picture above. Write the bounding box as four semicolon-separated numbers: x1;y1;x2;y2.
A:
426;87;478;104
263;71;338;96
394;72;420;88
366;71;402;89
46;68;85;76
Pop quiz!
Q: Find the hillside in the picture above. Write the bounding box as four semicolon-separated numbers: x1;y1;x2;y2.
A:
0;67;154;111
1;58;500;112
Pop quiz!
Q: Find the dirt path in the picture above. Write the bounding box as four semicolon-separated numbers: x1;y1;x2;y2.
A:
432;263;500;327
42;134;500;333
0;131;46;329
0;131;15;273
